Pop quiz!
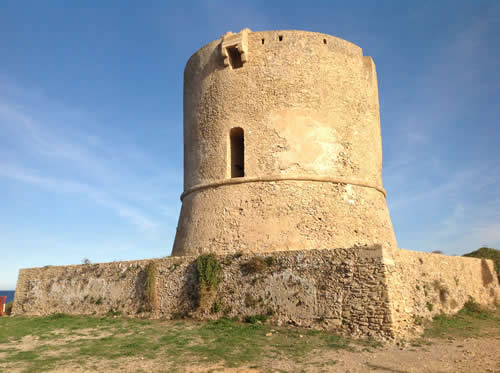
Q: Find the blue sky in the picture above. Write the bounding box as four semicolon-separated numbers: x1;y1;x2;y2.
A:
1;1;499;289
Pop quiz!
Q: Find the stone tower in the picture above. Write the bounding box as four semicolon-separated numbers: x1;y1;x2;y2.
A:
172;29;398;256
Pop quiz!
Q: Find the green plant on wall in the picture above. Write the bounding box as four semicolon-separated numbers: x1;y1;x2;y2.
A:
145;262;158;312
196;254;220;290
211;300;222;314
196;254;221;310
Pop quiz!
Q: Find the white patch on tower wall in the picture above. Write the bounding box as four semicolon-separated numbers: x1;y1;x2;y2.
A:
343;184;356;204
270;111;343;174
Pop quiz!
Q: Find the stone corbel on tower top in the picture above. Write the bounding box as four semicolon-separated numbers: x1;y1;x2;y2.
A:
221;28;251;69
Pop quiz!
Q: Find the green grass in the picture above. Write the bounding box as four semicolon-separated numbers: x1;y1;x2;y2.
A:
244;314;269;324
0;314;372;372
423;299;499;339
1;303;498;372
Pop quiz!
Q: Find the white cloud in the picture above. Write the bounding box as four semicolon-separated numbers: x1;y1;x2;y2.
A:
0;77;182;233
382;13;500;254
0;163;160;232
388;165;495;211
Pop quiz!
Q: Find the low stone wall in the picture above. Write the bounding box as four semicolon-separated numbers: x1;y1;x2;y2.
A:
12;247;500;339
13;247;394;339
386;249;499;336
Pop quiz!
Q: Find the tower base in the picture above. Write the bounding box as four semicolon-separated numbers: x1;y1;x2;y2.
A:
173;180;397;256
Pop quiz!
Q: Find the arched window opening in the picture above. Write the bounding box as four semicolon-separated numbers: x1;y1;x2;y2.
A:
230;127;244;178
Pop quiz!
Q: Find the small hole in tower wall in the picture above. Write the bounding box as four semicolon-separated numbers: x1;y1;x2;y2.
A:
261;38;265;44
226;46;243;69
279;35;283;41
323;39;327;44
230;127;244;178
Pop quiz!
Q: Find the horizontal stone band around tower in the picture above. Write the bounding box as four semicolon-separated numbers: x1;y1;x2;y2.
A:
180;175;387;201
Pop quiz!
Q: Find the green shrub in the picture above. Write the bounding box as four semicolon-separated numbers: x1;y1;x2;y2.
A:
211;301;222;314
458;297;491;319
426;302;433;312
196;254;221;310
461;297;481;313
145;262;158;311
424;298;496;338
5;301;12;315
196;254;221;290
244;314;268;324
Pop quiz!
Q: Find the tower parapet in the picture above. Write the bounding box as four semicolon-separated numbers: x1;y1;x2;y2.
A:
173;29;397;256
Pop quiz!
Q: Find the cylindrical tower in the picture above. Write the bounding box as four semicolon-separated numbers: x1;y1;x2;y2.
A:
172;29;397;256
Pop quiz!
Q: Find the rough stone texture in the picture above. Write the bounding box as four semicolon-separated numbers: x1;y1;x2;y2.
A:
12;248;499;339
175;182;396;256
173;29;398;256
386;249;500;336
13;247;393;338
221;28;250;68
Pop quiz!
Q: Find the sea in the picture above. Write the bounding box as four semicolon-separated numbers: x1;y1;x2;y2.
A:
0;290;15;303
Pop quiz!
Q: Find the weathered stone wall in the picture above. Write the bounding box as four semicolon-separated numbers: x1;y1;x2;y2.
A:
13;247;394;339
174;182;396;257
386;250;499;336
12;248;499;339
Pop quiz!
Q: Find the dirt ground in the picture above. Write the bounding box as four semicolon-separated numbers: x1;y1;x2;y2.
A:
2;308;500;373
3;333;498;372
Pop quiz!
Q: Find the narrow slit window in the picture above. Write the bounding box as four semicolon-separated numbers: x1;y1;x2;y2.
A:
261;38;265;44
323;39;327;44
279;35;283;41
226;46;243;69
230;127;244;178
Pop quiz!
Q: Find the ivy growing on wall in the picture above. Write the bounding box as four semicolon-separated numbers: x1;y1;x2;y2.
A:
196;254;221;310
196;254;220;291
145;262;158;311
